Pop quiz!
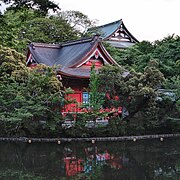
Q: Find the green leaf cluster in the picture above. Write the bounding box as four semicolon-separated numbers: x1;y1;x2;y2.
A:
98;63;164;120
0;0;60;16
89;64;105;111
0;46;64;137
106;35;180;79
0;9;81;53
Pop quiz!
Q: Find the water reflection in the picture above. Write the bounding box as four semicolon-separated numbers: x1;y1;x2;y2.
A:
0;138;180;179
63;146;128;177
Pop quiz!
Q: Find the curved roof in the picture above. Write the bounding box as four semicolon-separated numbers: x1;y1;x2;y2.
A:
93;19;123;39
29;37;98;67
107;41;135;48
88;19;139;47
27;36;117;78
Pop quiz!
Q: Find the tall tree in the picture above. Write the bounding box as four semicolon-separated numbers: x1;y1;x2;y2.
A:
98;61;165;121
0;9;79;52
59;10;97;34
89;64;105;111
0;0;60;16
106;35;180;79
0;45;64;136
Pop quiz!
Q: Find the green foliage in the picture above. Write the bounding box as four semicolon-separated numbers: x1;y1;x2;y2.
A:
98;63;164;121
106;35;180;79
0;9;80;53
103;35;179;134
59;10;97;34
89;64;105;111
0;169;45;179
163;76;180;111
0;8;97;53
23;15;79;43
0;46;64;137
0;0;60;16
107;117;128;136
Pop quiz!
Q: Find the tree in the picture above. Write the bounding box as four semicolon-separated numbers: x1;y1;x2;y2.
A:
0;9;80;52
59;10;97;34
98;61;165;121
89;64;105;111
0;0;60;16
106;35;180;79
0;45;64;136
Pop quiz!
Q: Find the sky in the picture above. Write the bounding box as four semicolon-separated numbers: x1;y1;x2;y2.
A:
56;0;180;42
0;0;179;42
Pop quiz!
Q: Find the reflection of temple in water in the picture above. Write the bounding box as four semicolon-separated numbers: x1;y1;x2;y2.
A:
64;157;84;176
63;146;129;177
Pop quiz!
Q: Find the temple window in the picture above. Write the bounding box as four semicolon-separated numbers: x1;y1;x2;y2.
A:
82;92;90;105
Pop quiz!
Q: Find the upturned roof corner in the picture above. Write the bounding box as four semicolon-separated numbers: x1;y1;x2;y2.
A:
88;19;139;48
26;35;118;78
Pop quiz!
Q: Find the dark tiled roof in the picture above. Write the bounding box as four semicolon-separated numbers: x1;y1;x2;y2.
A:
88;19;139;48
61;67;91;78
29;43;60;66
107;41;135;48
90;19;123;39
29;36;97;67
28;36;117;78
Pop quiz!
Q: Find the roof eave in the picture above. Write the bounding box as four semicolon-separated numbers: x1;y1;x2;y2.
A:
103;20;123;40
121;22;139;43
69;36;100;68
99;42;121;67
60;71;90;79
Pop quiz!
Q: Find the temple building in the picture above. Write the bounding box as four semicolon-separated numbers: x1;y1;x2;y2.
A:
88;19;139;48
26;35;119;112
26;19;137;113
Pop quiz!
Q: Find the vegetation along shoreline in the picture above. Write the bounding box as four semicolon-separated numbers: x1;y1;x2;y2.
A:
0;134;179;143
0;0;179;139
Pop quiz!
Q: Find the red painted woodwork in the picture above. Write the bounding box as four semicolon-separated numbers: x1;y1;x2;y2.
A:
29;63;37;68
82;60;103;68
26;36;122;114
64;92;82;112
64;157;84;176
95;50;99;59
62;78;89;113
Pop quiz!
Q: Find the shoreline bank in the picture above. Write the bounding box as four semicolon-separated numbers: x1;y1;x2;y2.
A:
0;134;179;143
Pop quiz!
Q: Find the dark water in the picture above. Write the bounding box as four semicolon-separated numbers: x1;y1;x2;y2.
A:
0;138;180;180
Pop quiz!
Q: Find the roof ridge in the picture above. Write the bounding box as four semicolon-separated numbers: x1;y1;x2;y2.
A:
30;42;61;48
90;19;122;30
61;36;99;47
29;36;100;49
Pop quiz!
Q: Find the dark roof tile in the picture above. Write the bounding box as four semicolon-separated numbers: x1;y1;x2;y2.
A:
28;36;117;78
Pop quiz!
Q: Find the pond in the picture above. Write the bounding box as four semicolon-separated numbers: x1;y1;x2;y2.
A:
0;137;180;179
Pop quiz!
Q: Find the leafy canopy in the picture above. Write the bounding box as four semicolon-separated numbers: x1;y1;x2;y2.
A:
98;61;165;120
0;0;60;16
105;35;180;79
0;8;96;53
0;45;64;136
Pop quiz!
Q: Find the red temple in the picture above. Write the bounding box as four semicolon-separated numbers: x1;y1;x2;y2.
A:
26;18;139;113
26;36;120;112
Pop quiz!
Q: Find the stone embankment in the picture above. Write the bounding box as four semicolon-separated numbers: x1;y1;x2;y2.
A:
0;134;179;143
